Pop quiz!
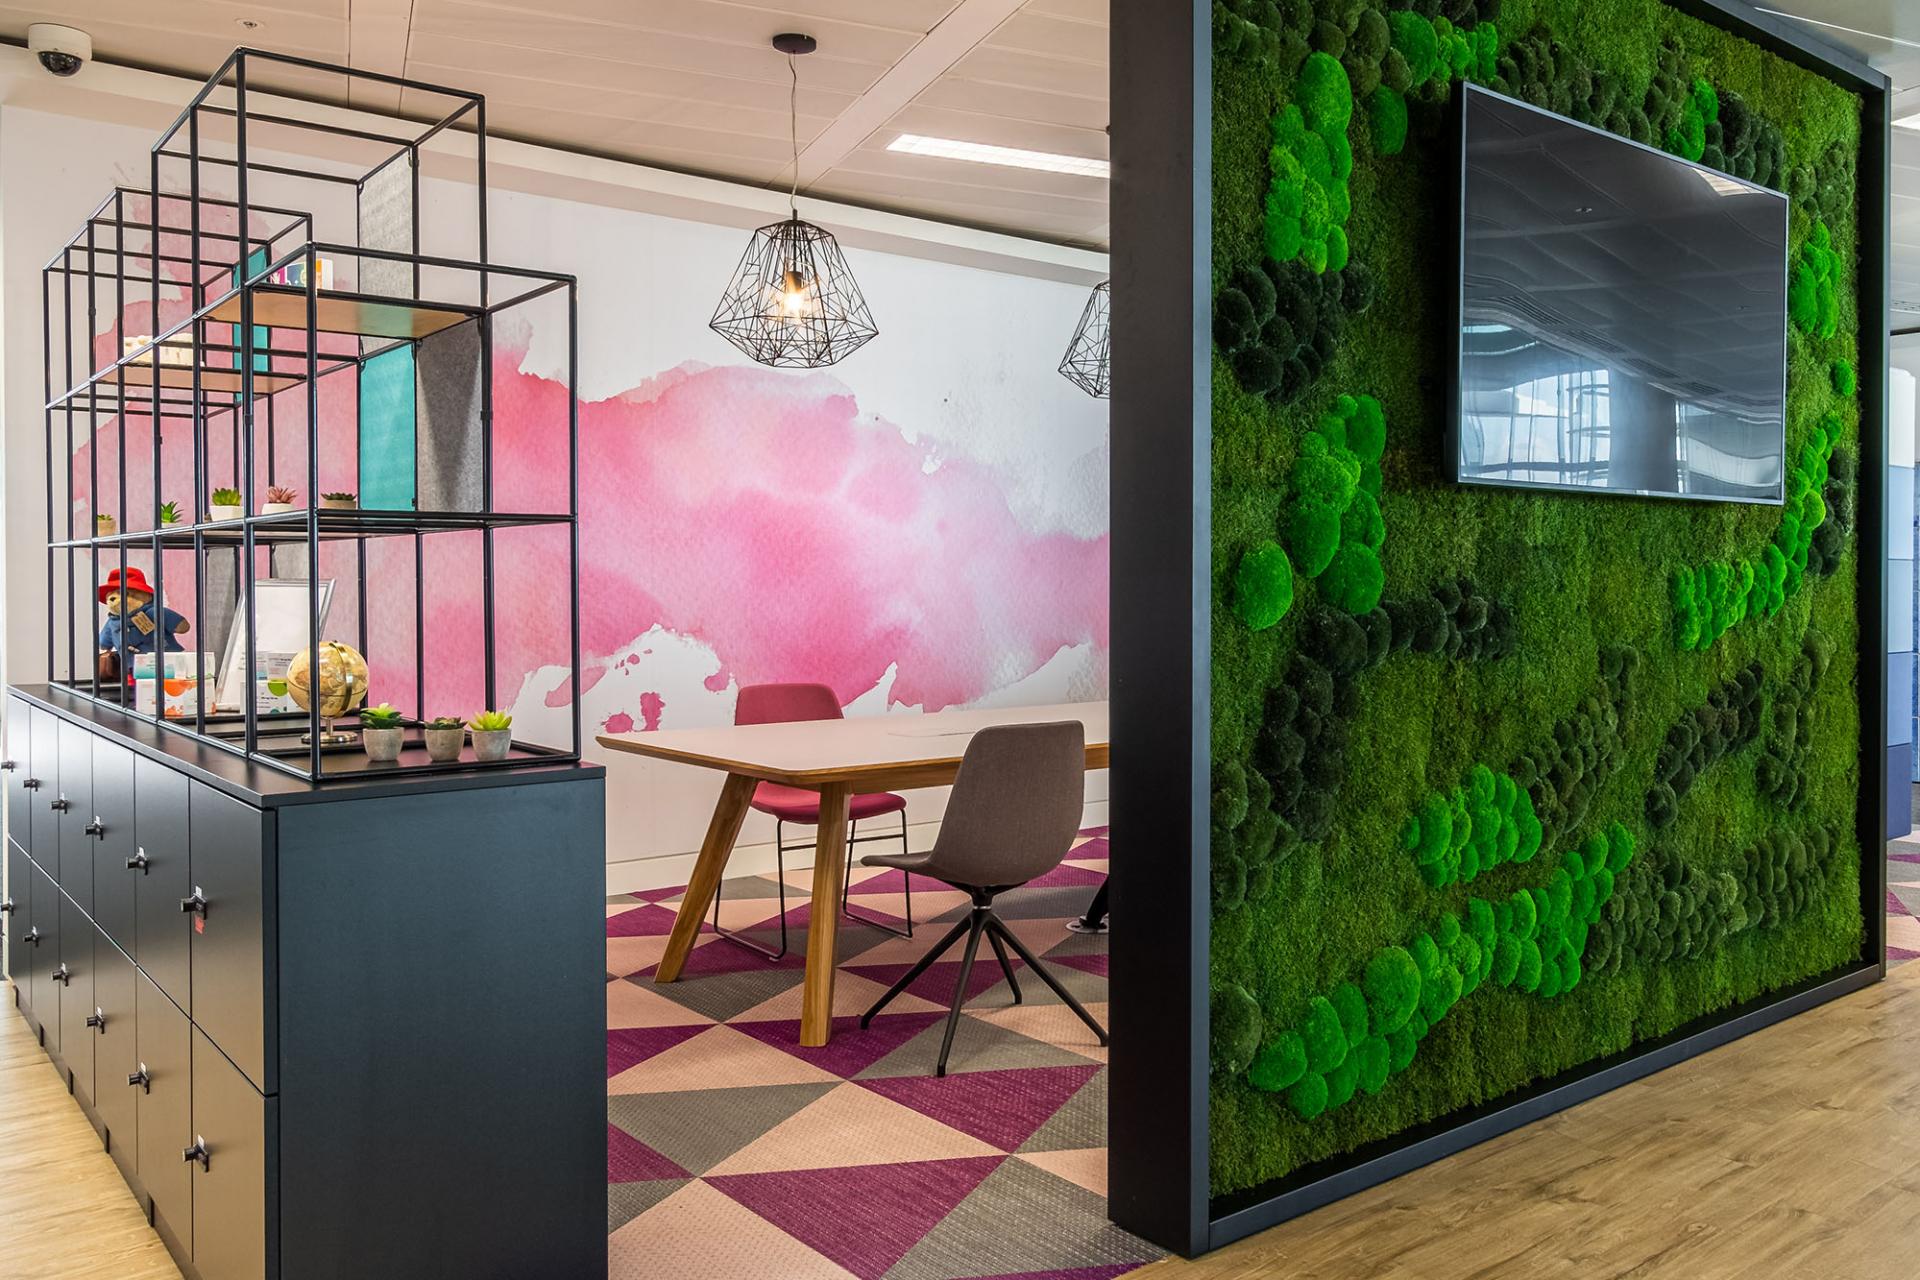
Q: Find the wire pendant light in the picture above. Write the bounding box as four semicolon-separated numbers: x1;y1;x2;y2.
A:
1059;280;1111;398
710;34;878;369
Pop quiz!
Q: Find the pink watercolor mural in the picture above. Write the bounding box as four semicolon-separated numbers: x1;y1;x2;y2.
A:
68;231;1108;740
371;354;1110;735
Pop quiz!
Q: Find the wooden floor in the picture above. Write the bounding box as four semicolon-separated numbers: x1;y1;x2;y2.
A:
0;986;180;1280
1140;961;1920;1280
7;966;1920;1279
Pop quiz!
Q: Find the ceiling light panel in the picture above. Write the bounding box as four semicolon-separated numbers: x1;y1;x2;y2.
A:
887;133;1109;178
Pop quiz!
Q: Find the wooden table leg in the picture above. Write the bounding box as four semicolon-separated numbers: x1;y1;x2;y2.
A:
655;772;756;984
799;782;853;1047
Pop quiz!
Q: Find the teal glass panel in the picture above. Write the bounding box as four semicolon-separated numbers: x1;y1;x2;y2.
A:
359;345;416;511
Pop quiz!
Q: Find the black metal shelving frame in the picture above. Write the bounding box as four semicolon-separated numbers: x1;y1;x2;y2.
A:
40;48;583;784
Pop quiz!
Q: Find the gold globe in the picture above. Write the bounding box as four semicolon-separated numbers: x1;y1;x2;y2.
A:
286;641;370;719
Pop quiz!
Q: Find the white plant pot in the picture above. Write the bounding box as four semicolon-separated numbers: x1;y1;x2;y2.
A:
210;504;243;522
320;497;358;510
424;726;465;762
470;728;511;762
261;502;296;515
361;726;404;763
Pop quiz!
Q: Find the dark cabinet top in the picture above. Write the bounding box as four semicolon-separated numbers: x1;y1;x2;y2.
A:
7;684;604;810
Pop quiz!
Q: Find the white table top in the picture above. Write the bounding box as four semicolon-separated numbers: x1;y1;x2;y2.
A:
595;700;1109;789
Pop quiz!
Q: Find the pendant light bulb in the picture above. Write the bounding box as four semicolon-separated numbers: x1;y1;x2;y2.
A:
708;34;878;368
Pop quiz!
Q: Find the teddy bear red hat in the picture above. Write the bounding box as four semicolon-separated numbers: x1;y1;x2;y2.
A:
98;566;156;603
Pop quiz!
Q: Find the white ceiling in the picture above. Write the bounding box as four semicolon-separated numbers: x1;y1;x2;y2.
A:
6;1;1913;287
0;0;1110;249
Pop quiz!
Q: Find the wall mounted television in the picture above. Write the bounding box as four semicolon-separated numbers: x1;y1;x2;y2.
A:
1450;83;1789;504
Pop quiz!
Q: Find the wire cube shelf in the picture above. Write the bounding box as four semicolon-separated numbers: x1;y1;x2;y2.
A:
41;48;583;783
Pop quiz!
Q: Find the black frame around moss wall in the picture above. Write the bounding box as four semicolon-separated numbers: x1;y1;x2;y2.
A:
1107;0;1890;1258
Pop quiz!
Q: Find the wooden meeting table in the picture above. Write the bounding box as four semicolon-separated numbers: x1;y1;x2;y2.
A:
596;701;1109;1046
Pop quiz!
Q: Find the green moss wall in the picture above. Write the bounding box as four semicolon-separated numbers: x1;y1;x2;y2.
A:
1207;0;1865;1198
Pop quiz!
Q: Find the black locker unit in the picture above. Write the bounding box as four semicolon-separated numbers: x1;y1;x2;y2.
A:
3;688;606;1280
3;839;29;1031
55;720;95;914
91;738;137;949
29;708;58;877
95;935;140;1184
132;755;193;1010
56;893;95;1108
29;860;61;1055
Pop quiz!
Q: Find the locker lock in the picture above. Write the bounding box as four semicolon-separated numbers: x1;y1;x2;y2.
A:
180;889;208;917
183;1139;210;1171
48;796;69;813
51;963;71;986
0;898;13;915
21;777;38;791
22;927;38;946
0;759;14;770
129;1065;151;1093
83;817;105;837
85;1008;105;1032
126;848;151;873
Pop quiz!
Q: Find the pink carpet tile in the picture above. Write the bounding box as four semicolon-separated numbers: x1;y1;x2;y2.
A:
604;828;1160;1280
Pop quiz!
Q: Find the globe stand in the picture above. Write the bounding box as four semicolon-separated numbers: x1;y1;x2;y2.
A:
297;669;361;747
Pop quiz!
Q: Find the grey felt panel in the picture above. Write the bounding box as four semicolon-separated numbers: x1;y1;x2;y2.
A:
414;318;484;512
357;157;414;299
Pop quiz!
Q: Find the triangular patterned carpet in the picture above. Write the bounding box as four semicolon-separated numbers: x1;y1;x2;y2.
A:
605;829;1161;1279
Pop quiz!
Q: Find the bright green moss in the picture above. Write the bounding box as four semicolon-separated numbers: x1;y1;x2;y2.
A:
1232;541;1297;630
1248;1030;1308;1092
1832;358;1856;397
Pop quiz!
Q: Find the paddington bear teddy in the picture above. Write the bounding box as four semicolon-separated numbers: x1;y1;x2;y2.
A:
97;566;189;684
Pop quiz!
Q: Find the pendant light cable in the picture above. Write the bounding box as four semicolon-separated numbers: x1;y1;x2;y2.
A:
787;53;799;219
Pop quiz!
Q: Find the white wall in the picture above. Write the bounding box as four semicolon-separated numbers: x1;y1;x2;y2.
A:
0;64;1110;891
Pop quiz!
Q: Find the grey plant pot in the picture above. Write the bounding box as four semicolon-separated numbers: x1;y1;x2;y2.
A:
424;726;465;762
471;728;511;762
362;726;404;763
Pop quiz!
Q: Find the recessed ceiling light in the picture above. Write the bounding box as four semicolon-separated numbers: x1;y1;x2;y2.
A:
887;133;1109;179
1755;8;1920;48
1896;110;1920;133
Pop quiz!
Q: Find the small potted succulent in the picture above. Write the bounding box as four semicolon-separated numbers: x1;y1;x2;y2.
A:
468;710;512;762
209;488;244;522
95;513;117;537
424;715;465;762
262;485;299;515
158;500;183;527
321;491;358;510
359;702;406;762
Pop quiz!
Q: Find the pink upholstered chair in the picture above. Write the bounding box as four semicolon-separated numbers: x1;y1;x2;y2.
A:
709;683;912;959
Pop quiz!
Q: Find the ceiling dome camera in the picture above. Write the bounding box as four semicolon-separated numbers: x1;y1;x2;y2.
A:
28;24;92;78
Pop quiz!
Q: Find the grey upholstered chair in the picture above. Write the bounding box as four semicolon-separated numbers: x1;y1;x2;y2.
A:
858;720;1109;1075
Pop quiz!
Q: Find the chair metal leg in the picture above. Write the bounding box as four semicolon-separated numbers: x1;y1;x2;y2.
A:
711;817;789;960
841;810;914;940
860;913;972;1028
987;915;1107;1044
987;926;1022;1004
935;914;988;1077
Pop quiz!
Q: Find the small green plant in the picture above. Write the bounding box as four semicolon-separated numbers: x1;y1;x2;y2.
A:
469;710;512;732
322;491;356;502
265;485;299;505
96;513;115;526
158;500;182;525
210;487;242;507
426;715;464;730
359;703;405;729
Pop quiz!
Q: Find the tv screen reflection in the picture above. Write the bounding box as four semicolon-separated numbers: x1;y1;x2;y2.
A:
1456;86;1788;505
